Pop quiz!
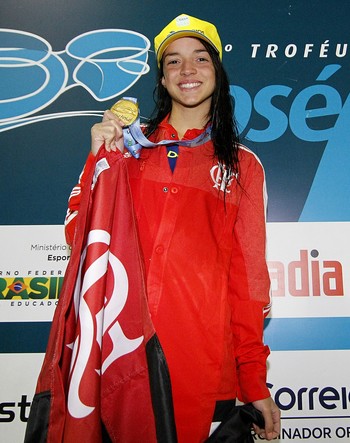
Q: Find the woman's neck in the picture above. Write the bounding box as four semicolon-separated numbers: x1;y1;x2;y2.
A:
168;103;210;139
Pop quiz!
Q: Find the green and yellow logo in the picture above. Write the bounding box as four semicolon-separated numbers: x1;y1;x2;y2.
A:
0;277;64;300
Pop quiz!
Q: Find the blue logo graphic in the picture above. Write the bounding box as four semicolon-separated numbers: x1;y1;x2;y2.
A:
0;28;150;130
231;64;350;222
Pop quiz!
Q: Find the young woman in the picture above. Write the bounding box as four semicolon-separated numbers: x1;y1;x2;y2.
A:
66;14;280;442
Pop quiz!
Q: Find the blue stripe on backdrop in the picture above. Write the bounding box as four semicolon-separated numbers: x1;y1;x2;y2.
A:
0;322;52;353
0;318;349;353
264;317;350;351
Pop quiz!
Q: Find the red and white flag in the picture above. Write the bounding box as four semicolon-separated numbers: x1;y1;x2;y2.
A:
25;149;177;443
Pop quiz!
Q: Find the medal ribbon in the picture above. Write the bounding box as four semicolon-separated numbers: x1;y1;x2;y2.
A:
121;97;212;158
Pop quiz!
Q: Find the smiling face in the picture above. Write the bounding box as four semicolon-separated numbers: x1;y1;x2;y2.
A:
161;37;216;116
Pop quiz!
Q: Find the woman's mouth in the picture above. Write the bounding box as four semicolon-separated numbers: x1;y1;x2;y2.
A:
179;82;201;90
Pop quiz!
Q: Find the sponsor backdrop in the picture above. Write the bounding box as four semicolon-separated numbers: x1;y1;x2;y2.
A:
1;0;349;441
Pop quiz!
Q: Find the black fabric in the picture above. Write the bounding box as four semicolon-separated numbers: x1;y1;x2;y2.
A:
146;334;178;443
24;391;51;443
101;420;113;443
211;399;236;422
205;403;265;443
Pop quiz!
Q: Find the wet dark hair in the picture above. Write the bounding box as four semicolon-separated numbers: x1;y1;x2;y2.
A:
145;38;240;176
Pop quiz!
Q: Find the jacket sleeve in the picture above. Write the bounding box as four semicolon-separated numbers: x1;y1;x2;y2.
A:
229;148;271;403
64;153;96;245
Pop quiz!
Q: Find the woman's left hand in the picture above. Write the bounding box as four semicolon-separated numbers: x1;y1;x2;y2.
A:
252;396;281;440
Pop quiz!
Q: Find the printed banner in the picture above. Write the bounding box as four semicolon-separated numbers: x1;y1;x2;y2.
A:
0;226;70;323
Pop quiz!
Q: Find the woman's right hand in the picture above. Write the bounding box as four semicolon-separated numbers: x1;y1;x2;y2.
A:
91;109;125;156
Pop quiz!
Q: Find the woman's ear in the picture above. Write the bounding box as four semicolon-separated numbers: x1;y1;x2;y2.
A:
161;76;166;88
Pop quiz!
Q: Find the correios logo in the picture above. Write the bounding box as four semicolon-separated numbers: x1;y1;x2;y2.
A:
268;249;344;297
0;277;63;300
267;382;350;412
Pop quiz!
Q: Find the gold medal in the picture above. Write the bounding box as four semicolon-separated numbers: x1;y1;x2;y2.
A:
110;99;139;126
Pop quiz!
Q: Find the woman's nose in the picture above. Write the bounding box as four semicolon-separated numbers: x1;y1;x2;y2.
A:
180;60;196;75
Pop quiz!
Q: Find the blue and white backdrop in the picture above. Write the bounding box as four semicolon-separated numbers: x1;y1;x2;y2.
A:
1;1;349;441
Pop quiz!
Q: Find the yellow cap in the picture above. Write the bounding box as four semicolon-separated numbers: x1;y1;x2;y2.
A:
154;14;222;66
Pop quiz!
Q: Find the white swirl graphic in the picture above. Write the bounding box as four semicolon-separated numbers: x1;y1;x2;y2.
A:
67;229;143;419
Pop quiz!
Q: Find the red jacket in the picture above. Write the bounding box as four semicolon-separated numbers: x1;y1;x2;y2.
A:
65;118;271;442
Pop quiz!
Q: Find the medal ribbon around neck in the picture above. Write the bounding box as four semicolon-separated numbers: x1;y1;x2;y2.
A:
110;97;212;158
